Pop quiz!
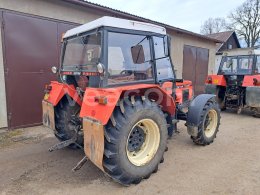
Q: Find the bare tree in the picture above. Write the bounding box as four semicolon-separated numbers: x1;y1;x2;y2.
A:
229;0;260;47
200;17;227;35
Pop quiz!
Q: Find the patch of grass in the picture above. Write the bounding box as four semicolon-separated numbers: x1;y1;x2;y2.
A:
0;129;23;148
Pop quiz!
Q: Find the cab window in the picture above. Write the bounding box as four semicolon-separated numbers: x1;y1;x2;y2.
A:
256;56;260;74
153;36;174;81
238;56;253;74
107;32;153;85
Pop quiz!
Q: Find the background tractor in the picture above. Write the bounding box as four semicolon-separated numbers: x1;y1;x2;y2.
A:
205;48;260;117
42;16;220;185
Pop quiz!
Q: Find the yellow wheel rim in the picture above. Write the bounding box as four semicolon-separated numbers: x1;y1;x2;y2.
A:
204;109;218;138
126;119;160;167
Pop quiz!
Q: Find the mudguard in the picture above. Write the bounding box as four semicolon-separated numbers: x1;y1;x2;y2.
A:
44;81;82;106
205;75;226;86
186;94;216;128
80;84;176;125
242;75;260;87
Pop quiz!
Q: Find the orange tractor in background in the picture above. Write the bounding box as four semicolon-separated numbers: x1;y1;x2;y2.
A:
205;48;260;117
43;17;220;185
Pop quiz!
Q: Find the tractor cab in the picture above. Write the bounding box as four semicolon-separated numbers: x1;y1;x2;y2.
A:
43;17;220;186
57;16;175;91
206;48;260;115
217;49;260;86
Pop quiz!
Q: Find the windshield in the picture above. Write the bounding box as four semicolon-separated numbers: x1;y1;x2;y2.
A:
218;55;253;75
62;33;101;71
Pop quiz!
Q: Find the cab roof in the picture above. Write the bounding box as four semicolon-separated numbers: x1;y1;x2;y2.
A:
64;16;167;38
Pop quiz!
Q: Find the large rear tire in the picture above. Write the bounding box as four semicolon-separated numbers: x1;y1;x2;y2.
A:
103;97;168;185
54;99;83;147
191;100;220;145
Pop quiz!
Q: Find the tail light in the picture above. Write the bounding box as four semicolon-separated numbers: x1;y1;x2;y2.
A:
45;84;52;93
207;77;212;84
95;96;108;105
253;78;260;86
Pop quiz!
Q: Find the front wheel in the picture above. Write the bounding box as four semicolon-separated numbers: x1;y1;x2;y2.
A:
103;97;168;185
191;100;220;145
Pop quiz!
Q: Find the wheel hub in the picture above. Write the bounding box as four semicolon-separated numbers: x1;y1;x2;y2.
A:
204;109;218;138
126;119;160;167
127;126;145;152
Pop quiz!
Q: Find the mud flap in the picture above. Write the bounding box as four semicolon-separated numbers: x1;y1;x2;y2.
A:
246;87;260;107
42;101;55;130
83;118;104;171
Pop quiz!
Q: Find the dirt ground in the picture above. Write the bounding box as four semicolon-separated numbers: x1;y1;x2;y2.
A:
0;110;260;195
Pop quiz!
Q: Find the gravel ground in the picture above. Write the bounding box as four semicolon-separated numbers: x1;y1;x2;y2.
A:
0;110;259;195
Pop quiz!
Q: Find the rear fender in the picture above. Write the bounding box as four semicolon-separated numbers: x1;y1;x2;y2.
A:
80;84;176;125
242;75;260;87
206;75;226;86
45;81;82;106
186;94;216;136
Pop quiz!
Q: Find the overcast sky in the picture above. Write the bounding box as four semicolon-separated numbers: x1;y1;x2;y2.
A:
87;0;246;33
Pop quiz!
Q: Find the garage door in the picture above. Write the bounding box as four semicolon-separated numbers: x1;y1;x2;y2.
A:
183;45;209;95
2;11;77;129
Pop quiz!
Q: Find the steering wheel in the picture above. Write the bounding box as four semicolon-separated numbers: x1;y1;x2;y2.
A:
120;70;133;75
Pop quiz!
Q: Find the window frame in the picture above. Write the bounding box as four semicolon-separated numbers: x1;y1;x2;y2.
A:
218;55;255;75
104;27;161;88
60;29;105;72
254;55;260;74
152;36;175;83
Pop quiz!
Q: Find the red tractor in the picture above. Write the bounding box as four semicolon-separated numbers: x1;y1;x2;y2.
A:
205;48;260;117
43;17;220;185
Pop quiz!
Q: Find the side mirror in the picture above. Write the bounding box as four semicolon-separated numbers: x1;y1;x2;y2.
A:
163;35;170;57
131;45;145;64
51;66;58;74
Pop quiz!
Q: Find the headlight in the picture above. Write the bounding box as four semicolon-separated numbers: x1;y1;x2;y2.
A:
51;66;58;74
97;63;105;74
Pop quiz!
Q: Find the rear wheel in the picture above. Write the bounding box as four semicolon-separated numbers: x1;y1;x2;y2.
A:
103;97;168;185
191;100;220;145
54;98;83;148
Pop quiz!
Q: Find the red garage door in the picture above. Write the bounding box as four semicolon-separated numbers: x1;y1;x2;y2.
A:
183;45;209;95
2;11;77;129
